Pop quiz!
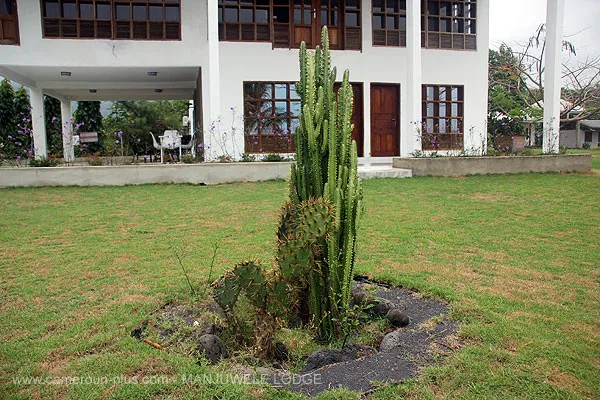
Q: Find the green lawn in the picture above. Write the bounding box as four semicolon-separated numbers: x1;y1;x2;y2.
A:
1;170;598;399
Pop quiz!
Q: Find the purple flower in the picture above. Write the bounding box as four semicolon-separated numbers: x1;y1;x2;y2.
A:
7;135;12;139
16;156;21;160
115;140;120;144
51;116;57;122
137;138;141;142
131;120;135;124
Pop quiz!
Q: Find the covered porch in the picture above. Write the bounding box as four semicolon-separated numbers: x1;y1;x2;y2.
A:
0;65;205;162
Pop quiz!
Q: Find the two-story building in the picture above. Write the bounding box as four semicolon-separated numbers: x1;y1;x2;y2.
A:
0;1;566;162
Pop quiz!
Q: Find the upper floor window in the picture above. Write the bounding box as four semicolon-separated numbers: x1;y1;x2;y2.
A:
219;1;361;51
422;0;476;50
0;0;19;45
422;84;464;150
372;0;406;47
372;0;476;50
41;0;181;40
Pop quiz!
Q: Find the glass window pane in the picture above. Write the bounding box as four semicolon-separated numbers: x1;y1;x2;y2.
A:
245;83;259;98
115;4;130;20
426;103;434;117
346;11;358;27
373;0;384;13
290;85;300;99
451;119;459;132
373;14;383;29
426;118;434;133
260;83;273;100
244;118;258;134
386;15;397;29
96;3;110;19
79;3;94;19
133;5;147;20
224;7;237;22
290;101;301;116
290;118;300;133
439;102;447;117
275;84;287;99
63;2;77;18
346;0;359;9
45;2;60;18
303;9;312;23
426;86;434;101
386;0;398;13
255;9;269;23
165;6;180;21
0;0;13;14
275;101;288;116
439;118;447;133
439;86;447;101
451;103;458;116
260;101;274;116
240;8;253;23
149;5;163;20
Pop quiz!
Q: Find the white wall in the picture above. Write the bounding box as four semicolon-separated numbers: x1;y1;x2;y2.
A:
0;1;209;68
210;0;490;160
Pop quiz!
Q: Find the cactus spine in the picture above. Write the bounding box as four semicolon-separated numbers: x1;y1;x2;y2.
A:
290;26;364;339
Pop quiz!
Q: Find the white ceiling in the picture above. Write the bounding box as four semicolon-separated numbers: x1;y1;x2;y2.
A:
0;65;199;100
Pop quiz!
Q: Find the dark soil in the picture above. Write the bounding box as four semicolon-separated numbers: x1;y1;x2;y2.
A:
133;279;461;398
270;279;460;396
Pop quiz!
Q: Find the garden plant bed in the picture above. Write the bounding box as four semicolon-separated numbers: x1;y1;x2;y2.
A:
132;277;460;397
393;153;592;176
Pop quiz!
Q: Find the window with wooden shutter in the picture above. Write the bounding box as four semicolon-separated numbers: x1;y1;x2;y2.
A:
220;1;361;51
422;0;476;50
0;0;19;45
372;0;406;47
40;0;181;41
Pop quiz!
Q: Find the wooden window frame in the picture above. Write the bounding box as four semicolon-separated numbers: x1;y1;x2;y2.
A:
40;0;181;41
372;0;406;47
219;1;361;51
0;0;20;45
421;84;464;150
243;81;299;154
422;0;477;50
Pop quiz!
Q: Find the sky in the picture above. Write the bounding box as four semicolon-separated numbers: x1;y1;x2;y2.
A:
489;0;600;61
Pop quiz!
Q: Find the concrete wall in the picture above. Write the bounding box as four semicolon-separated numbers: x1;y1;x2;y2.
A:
0;162;293;188
210;0;490;161
393;154;592;176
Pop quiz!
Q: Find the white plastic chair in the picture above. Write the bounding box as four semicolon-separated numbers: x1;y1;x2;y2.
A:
151;130;182;163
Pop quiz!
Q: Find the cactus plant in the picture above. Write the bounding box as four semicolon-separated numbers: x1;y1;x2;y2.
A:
289;26;364;339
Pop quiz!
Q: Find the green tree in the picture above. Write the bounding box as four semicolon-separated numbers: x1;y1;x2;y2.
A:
14;87;32;155
44;96;62;156
102;100;189;157
74;101;103;154
0;79;17;159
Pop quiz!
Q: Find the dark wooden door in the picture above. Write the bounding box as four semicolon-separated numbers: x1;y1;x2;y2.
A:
370;84;400;156
0;0;18;45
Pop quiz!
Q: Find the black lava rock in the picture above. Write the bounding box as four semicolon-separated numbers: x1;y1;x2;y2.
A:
302;342;376;372
196;334;228;364
386;308;410;328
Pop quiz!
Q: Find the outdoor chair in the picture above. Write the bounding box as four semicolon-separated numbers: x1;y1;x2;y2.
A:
150;131;182;163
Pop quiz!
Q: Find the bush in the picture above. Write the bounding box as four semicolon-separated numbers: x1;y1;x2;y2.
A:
582;142;591;150
29;156;60;167
240;153;256;162
87;154;103;166
181;155;196;164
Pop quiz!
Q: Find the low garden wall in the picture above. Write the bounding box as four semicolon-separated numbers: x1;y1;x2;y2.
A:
0;162;294;188
392;154;592;176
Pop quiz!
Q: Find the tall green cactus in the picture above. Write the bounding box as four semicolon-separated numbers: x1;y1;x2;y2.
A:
290;26;364;339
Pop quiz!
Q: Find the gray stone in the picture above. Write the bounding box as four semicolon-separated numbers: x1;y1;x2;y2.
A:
302;342;376;372
196;334;228;364
368;297;395;316
379;331;406;352
386;308;410;328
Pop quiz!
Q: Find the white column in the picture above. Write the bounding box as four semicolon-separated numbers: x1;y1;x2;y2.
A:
203;0;221;161
543;0;565;154
29;87;47;159
402;0;422;157
60;98;74;163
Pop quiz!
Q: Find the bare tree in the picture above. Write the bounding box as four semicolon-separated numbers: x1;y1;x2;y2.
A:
503;24;600;122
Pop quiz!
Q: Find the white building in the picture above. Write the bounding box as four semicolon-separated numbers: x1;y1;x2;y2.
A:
0;0;565;163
